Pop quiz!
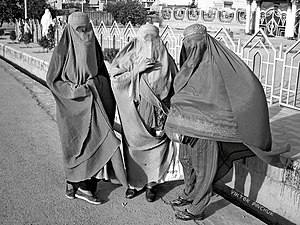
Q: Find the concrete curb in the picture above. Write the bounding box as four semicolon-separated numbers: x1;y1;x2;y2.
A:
0;43;49;83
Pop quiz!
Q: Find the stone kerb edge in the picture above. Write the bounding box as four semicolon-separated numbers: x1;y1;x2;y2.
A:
0;43;48;82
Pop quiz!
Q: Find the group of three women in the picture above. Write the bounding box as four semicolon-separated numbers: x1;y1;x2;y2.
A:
46;12;290;221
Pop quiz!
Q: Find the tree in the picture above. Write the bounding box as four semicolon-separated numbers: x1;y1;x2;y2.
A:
0;0;51;27
19;0;51;20
106;0;147;26
0;0;23;27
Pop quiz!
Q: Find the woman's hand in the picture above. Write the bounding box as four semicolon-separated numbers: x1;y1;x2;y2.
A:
85;78;94;86
138;58;156;74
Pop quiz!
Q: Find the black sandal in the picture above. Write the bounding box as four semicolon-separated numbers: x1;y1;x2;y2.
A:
145;186;157;202
125;188;137;199
175;209;205;221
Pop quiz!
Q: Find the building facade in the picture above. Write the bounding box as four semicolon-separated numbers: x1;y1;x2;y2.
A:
155;0;300;38
51;0;300;38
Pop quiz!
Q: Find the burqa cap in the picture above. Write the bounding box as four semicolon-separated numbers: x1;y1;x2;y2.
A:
136;23;159;38
183;23;207;38
68;12;90;29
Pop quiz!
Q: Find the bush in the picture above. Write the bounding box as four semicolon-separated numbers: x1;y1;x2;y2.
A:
103;48;119;63
23;32;31;45
10;30;17;41
38;24;56;52
47;24;56;51
38;36;49;51
0;29;5;36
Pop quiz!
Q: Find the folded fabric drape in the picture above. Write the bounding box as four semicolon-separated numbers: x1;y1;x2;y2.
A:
110;24;179;188
165;24;290;181
46;12;127;185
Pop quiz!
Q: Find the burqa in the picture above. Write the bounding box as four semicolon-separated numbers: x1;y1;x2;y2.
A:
109;24;178;200
165;23;290;219
46;12;127;203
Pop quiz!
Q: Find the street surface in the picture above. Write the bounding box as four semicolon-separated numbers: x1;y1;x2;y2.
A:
0;58;266;225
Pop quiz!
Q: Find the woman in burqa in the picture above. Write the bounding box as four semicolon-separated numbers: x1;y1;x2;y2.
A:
110;24;178;202
40;8;54;37
46;12;127;205
165;23;290;221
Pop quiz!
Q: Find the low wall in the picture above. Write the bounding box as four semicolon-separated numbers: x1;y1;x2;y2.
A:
0;41;299;225
216;157;300;225
216;104;300;225
0;44;48;83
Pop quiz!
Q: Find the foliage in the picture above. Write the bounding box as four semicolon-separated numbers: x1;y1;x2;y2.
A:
105;0;147;26
0;29;4;36
0;0;23;27
38;36;49;51
9;30;17;41
38;24;56;52
21;0;51;20
47;24;56;51
103;48;119;63
105;2;119;21
23;32;31;46
0;0;50;27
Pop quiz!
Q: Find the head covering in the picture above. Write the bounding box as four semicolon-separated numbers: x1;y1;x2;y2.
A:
183;23;207;37
64;12;97;82
68;12;90;29
110;23;177;102
136;23;159;38
46;13;126;184
40;8;54;36
165;23;289;170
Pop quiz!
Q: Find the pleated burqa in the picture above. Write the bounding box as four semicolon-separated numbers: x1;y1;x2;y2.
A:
165;28;290;181
46;13;127;185
110;24;178;188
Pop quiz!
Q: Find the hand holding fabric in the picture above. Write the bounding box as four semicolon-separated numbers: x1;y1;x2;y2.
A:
86;77;95;86
52;80;91;100
138;58;156;74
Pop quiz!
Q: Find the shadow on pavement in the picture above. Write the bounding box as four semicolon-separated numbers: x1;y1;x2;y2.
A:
157;180;184;200
205;197;230;217
94;180;123;203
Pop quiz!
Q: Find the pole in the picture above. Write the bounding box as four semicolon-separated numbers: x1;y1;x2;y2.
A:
24;0;28;19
